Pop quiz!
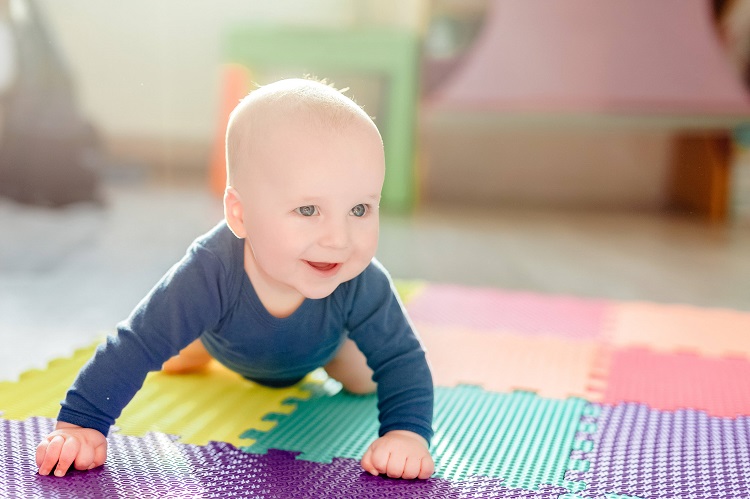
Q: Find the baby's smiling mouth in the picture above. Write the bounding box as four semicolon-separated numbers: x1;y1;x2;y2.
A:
305;261;340;272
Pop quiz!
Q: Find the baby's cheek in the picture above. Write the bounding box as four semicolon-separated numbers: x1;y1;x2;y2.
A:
350;253;374;277
362;237;380;262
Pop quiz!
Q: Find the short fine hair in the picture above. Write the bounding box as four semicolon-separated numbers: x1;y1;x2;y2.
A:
224;78;378;187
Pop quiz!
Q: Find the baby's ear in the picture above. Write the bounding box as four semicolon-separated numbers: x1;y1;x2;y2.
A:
223;187;247;238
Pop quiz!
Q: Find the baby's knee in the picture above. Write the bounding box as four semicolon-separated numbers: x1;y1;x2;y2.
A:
340;378;377;396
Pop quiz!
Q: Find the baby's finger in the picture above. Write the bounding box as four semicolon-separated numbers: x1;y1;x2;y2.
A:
36;436;64;476
418;455;435;480
53;435;81;477
35;439;50;470
401;456;422;480
92;441;107;469
368;446;390;476
73;441;94;471
360;448;378;476
385;453;406;479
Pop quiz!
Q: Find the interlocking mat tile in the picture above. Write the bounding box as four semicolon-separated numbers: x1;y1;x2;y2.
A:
1;416;570;499
566;403;750;499
0;343;322;446
2;417;204;499
392;279;427;306
600;347;750;417
406;283;611;339
5;282;750;498
417;322;606;400
609;301;750;359
243;386;593;491
0;344;97;420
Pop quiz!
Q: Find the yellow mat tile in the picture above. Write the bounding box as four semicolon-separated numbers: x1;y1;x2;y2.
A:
393;279;427;305
0;344;97;420
0;342;322;447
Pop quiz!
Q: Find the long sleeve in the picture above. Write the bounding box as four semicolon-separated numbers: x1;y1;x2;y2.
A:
345;260;434;444
57;241;233;436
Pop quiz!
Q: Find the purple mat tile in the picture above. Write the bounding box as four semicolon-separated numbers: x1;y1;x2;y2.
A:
2;417;204;498
566;403;750;499
199;442;569;499
2;417;569;498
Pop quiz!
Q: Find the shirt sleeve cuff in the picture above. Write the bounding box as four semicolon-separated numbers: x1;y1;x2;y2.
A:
56;408;111;437
379;422;434;446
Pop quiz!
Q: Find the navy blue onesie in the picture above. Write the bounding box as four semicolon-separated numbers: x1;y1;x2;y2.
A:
57;222;434;443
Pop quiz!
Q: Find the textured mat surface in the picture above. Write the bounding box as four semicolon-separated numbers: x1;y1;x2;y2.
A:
600;347;750;417
1;416;571;499
4;282;750;498
392;279;427;306
417;322;605;400
406;283;612;339
566;403;750;499
609;301;750;358
243;386;593;490
0;344;322;447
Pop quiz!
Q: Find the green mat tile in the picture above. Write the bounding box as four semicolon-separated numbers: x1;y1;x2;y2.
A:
242;385;593;489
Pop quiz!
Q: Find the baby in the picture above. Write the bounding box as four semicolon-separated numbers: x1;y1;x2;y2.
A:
35;78;434;480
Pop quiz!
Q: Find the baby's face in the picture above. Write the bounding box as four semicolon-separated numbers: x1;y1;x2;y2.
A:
236;114;385;300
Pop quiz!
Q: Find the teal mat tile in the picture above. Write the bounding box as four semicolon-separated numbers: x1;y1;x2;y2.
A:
241;385;593;490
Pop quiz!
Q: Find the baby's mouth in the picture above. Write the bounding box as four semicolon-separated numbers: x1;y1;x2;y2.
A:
305;261;340;272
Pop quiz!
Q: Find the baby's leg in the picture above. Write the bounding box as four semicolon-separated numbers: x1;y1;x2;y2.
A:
162;338;213;374
324;338;376;395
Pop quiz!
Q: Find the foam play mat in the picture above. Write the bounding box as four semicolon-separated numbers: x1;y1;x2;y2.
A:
1;281;749;498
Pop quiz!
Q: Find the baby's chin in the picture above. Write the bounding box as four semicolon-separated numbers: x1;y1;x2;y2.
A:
298;267;366;300
301;289;336;300
298;282;342;300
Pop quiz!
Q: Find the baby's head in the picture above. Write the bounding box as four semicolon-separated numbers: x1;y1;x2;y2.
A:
223;78;386;300
225;78;382;188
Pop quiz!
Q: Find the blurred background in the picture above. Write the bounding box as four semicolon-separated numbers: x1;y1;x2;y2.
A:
1;0;749;379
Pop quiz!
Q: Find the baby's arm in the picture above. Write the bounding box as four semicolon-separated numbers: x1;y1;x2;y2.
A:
35;232;230;476
361;430;434;479
36;422;107;477
346;262;435;479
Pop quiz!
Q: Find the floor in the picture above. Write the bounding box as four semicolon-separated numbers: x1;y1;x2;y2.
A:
1;178;749;382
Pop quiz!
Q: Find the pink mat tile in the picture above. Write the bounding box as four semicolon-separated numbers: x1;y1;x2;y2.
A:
407;284;611;340
416;321;605;400
600;347;750;417
609;302;750;359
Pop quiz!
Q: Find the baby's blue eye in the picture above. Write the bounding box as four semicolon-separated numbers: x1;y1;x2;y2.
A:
350;204;367;217
295;205;319;217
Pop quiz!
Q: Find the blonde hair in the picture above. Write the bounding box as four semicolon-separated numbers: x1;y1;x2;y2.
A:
225;78;379;187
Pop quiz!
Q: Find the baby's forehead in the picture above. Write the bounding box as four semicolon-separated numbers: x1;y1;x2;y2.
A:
227;79;382;186
245;84;364;127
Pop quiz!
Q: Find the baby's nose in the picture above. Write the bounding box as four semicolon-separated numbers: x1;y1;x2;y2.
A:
319;217;351;249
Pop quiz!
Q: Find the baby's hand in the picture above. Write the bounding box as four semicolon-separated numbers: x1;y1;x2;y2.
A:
36;422;107;477
360;430;434;479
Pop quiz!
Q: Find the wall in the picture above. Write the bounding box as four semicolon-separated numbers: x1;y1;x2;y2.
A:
36;0;426;177
36;1;678;211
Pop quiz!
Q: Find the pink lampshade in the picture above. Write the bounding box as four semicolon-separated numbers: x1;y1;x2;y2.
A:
428;0;750;118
